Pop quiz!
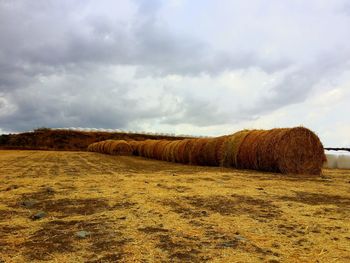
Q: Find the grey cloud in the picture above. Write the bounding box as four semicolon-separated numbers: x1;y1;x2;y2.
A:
1;0;349;135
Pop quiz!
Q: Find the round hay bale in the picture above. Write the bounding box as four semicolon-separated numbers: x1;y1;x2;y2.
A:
183;139;196;164
276;127;325;174
152;140;166;160
236;130;265;170
168;141;181;162
202;138;219;166
142;140;157;158
162;141;176;162
106;140;117;154
176;139;191;163
109;140;133;155
236;127;325;175
160;141;173;161
220;131;250;167
190;138;209;165
195;138;212;166
214;136;229;166
172;141;183;163
128;141;141;155
153;140;170;160
255;129;287;172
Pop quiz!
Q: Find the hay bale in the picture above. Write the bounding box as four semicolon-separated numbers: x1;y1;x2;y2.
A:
176;139;191;163
220;131;250;168
142;140;157;158
169;141;181;162
214;136;229;166
128;141;141;155
153;140;170;160
237;127;325;175
195;138;212;166
152;140;166;160
92;126;325;175
160;141;173;161
189;138;209;165
109;140;133;155
236;130;265;170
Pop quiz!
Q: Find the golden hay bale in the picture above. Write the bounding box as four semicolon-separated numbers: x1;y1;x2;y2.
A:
172;141;183;163
255;129;286;172
236;127;325;175
176;139;191;163
162;141;176;162
183;139;196;164
87;143;94;152
152;140;166;160
236;130;265;169
128;140;141;155
153;140;169;160
106;140;117;154
195;138;212;166
214;136;229;166
146;140;159;159
189;138;210;165
109;140;133;155
201;136;228;166
168;141;181;162
220;130;250;168
201;138;218;166
160;141;173;161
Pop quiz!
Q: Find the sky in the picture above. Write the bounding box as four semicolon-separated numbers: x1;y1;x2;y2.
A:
0;0;350;147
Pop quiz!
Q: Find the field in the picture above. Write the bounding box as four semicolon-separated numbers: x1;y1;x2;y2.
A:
0;150;349;262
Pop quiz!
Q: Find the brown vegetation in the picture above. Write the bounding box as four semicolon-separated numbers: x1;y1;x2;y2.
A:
0;129;190;151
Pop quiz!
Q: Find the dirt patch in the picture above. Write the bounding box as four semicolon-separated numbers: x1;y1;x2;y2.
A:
138;226;169;234
86;253;125;263
156;184;191;193
279;192;350;206
23;220;78;260
185;194;281;219
21;188;56;200
23;219;129;261
0;224;26;255
14;197;110;217
156;234;202;262
112;201;136;209
0;209;28;221
162;200;209;219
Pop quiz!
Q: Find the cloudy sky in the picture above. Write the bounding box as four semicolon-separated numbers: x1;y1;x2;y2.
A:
1;0;350;146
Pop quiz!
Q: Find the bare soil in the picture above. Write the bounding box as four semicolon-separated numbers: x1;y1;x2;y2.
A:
0;150;349;262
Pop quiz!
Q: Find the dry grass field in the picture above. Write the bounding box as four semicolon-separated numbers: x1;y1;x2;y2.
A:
0;150;349;262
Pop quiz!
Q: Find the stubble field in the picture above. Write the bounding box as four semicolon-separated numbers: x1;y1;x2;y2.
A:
0;150;349;262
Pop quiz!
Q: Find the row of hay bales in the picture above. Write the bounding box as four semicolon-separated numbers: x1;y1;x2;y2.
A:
87;127;325;175
87;140;133;155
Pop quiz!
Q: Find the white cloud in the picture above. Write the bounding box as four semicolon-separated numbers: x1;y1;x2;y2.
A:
0;0;350;147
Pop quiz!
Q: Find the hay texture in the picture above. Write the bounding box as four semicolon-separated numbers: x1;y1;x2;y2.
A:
236;127;325;175
88;127;325;175
87;140;132;156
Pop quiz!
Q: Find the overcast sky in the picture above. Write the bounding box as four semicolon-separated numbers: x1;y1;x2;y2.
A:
1;0;350;146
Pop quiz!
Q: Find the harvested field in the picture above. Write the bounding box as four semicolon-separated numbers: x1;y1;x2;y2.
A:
0;150;349;262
